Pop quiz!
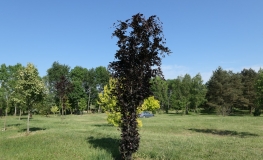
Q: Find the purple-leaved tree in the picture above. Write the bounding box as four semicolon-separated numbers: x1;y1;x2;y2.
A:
109;13;171;160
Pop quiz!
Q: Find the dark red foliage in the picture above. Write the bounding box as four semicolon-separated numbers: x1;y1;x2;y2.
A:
55;75;73;111
109;13;171;160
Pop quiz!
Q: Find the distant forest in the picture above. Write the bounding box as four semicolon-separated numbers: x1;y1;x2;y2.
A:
1;61;263;116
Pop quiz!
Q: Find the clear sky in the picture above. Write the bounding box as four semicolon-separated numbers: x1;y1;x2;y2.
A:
1;0;262;82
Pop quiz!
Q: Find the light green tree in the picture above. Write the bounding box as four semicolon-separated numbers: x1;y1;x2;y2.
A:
98;78;158;127
78;98;87;114
97;78;121;126
140;96;160;113
0;63;23;130
65;99;74;115
150;76;168;113
190;74;207;113
51;105;59;116
16;63;45;133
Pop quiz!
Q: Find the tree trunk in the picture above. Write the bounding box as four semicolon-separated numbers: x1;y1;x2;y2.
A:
3;109;7;131
27;110;30;133
120;112;138;160
164;102;168;114
61;97;64;119
167;98;170;114
61;107;64;119
88;87;91;113
19;109;22;120
4;99;8;131
250;106;254;114
185;106;189;115
14;105;17;116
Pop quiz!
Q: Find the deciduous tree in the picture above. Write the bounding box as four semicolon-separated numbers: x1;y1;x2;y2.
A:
190;74;207;113
16;63;45;133
255;69;263;116
98;78;156;127
78;98;87;114
150;76;168;113
51;105;59;116
109;13;171;159
55;75;73;118
47;61;70;106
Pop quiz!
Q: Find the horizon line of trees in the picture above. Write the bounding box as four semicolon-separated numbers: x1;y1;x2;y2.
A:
1;62;263;118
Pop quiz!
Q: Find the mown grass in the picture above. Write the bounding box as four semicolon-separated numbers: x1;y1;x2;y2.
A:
1;113;263;160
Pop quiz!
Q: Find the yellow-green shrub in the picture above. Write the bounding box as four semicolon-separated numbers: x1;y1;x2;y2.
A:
98;78;158;127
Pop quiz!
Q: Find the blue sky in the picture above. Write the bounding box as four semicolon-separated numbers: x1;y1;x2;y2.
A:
1;0;262;82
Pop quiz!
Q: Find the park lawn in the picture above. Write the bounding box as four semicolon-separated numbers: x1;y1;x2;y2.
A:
0;113;263;160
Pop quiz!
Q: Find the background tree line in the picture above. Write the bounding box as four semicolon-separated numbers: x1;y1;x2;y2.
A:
0;62;110;118
1;62;263;117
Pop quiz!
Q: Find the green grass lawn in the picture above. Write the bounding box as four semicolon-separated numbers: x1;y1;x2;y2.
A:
1;113;263;160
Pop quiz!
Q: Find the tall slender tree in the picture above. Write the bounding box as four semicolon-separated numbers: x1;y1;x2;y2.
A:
109;13;171;159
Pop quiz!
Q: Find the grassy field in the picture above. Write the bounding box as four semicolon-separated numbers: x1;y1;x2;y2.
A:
1;113;263;160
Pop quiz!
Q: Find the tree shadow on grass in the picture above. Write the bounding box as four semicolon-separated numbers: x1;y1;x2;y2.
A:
19;117;31;120
19;127;46;132
91;124;113;127
86;136;120;160
7;123;21;127
189;128;259;138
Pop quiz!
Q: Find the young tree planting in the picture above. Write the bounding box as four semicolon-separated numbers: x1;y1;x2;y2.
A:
109;13;171;159
98;80;159;127
78;98;87;114
16;63;45;133
140;96;160;113
51;105;59;116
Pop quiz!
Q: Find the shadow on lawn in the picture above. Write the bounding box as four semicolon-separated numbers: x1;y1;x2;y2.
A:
7;123;21;127
19;117;31;120
86;136;120;159
189;128;259;138
92;124;113;127
19;127;46;132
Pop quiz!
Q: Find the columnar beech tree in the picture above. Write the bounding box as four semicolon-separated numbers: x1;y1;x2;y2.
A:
109;13;171;159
